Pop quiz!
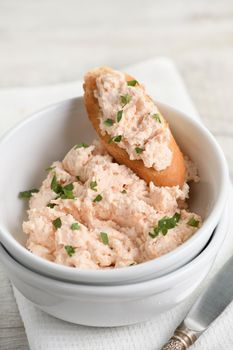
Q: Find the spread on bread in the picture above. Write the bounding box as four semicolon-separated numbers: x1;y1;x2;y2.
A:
84;67;186;187
94;69;172;171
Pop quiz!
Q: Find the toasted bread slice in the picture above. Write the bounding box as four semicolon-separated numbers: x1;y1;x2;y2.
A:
83;67;186;187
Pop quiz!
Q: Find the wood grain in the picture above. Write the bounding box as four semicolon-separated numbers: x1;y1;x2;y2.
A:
0;265;29;349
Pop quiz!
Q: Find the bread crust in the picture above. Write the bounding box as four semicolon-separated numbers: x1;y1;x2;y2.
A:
83;67;186;187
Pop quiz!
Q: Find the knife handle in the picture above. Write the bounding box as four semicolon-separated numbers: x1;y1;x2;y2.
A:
161;322;202;350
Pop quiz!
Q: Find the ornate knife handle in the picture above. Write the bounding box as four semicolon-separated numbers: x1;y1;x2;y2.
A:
161;322;202;350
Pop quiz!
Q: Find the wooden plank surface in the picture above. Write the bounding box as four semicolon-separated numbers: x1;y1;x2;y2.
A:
0;267;30;349
0;0;233;349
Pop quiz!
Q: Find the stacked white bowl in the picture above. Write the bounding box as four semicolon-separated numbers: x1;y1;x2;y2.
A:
0;98;229;326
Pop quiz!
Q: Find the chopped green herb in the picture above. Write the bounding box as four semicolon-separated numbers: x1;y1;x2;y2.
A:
64;183;74;191
90;180;97;191
51;177;75;199
152;113;161;123
19;189;39;199
45;166;56;172
127;80;138;87
149;231;159;239
100;232;109;245
47;203;56;208
62;189;75;199
135;147;144;154
187;217;199;227
52;217;62;230
71;222;80;230
120;94;131;107
113;135;122;143
76;175;80;181
51;175;63;194
121;189;127;194
104;118;115;126
149;213;181;238
61;183;75;199
75;142;89;149
93;194;103;202
117;110;123;122
108;135;122;144
129;262;137;266
65;245;75;257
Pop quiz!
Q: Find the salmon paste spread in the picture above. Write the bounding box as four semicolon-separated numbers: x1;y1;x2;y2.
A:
94;69;172;171
22;141;201;269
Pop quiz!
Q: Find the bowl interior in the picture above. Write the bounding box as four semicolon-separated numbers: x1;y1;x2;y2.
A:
0;99;95;246
0;97;227;283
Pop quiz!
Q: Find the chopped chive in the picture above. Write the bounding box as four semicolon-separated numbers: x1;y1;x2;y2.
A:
121;189;127;194
120;94;131;107
52;217;62;230
117;110;123;122
187;217;199;227
90;180;97;191
45;166;56;172
75;143;89;149
76;175;80;181
129;262;137;266
149;213;181;238
152;113;161;123
127;80;138;87
93;194;103;202
71;222;80;230
100;232;109;245
135;147;144;154
104;118;115;127
65;245;75;257
47;203;56;208
19;189;39;199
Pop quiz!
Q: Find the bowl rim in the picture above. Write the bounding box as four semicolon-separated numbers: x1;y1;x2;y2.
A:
0;193;229;298
0;97;229;283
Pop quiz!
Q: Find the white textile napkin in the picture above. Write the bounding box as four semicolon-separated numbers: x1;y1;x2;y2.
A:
1;58;233;350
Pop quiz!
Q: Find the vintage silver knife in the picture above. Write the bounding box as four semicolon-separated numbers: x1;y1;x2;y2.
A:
161;254;233;349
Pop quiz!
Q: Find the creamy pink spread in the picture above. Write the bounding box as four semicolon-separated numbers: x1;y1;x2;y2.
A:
22;141;201;269
93;69;172;171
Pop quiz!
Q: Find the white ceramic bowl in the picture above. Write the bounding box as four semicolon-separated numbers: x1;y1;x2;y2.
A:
0;196;230;327
0;98;228;285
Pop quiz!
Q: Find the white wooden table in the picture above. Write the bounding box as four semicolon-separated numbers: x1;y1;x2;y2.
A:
0;0;233;348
